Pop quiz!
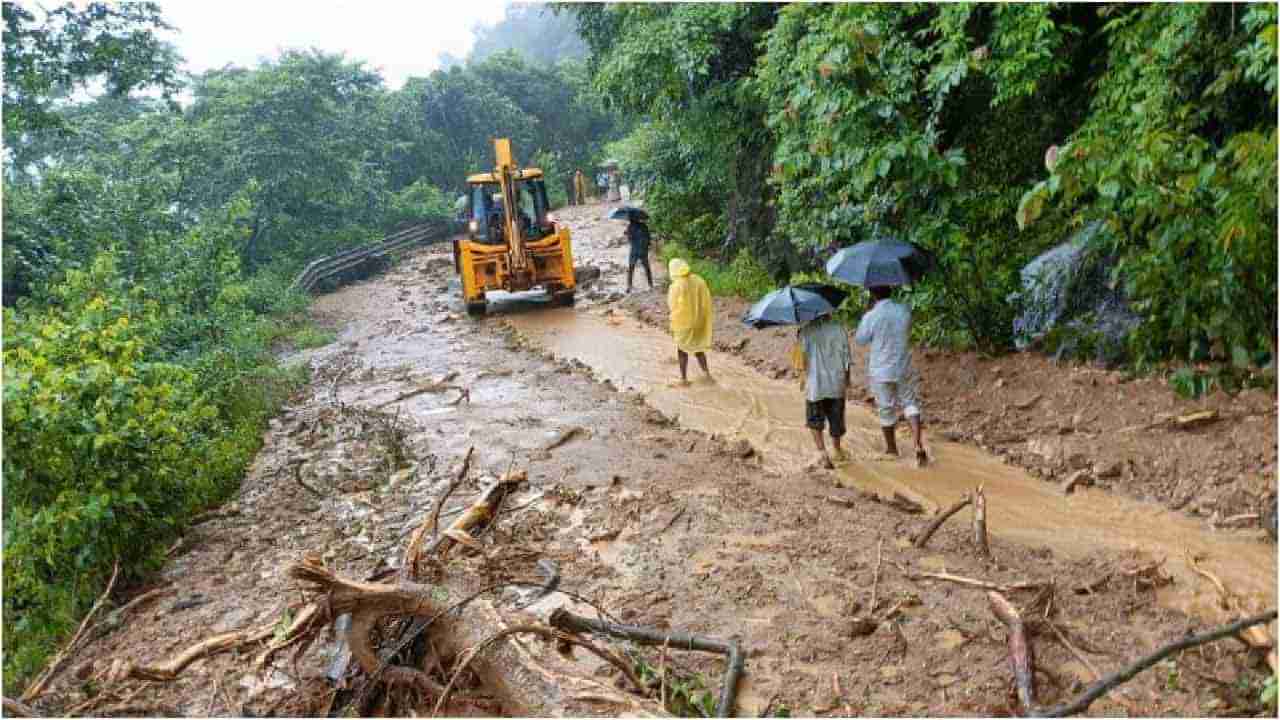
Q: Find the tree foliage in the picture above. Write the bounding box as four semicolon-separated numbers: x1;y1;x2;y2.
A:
467;3;587;67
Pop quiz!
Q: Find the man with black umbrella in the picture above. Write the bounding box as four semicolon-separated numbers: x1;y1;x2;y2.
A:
625;213;654;293
855;285;927;466
799;312;852;470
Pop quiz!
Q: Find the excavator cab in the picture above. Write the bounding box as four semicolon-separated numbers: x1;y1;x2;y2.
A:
454;139;575;316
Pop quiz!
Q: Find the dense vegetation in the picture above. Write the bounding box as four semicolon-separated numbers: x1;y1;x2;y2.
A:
1;2;623;690
566;2;1277;376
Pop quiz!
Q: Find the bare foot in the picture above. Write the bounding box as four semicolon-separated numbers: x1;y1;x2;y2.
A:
915;448;929;468
811;452;835;470
701;375;716;385
668;379;691;388
832;447;849;463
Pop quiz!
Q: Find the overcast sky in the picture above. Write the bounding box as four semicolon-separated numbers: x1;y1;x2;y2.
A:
157;1;512;89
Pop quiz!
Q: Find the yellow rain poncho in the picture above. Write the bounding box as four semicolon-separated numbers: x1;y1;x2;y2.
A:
666;258;713;353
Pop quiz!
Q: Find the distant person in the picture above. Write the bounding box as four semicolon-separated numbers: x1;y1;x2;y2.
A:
607;171;621;202
667;258;713;386
573;170;586;205
625;215;654;293
854;285;927;466
798;314;851;470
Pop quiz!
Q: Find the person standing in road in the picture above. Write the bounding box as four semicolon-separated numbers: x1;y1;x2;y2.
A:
854;285;927;466
625;215;654;293
667;258;713;386
573;170;587;205
798;313;851;470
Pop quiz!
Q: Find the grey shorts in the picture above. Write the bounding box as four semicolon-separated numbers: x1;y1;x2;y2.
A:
805;396;846;437
869;373;921;427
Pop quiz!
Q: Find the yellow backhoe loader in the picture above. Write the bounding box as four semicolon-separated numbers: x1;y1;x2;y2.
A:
453;138;575;316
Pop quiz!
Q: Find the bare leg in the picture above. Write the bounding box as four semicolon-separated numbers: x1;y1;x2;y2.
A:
881;426;899;456
831;433;843;458
643;257;654;289
694;352;711;378
810;428;834;469
627;258;636;293
909;415;926;465
677;350;689;383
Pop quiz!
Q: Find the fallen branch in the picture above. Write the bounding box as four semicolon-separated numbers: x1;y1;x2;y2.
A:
544;426;587;452
22;559;120;702
1045;620;1101;682
913;496;972;548
431;624;645;717
972;485;990;559
988;591;1036;715
2;697;37;717
1036;610;1277;717
550;608;745;718
869;537;884;615
907;571;1042;594
375;371;462;408
127;623;278;681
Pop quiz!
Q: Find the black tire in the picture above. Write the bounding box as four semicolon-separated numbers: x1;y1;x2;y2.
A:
554;291;576;308
466;301;486;317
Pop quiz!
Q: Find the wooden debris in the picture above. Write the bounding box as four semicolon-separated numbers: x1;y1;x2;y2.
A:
988;591;1036;715
907;570;1042;594
869;537;884;615
1174;409;1219;429
21;560;120;703
1039;610;1277;717
544;426;588;452
972;485;991;559
887;491;926;515
1059;469;1092;495
375;371;462;408
913;495;972;548
3;697;37;717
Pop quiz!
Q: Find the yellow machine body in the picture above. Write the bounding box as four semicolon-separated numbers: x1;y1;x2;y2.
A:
455;138;575;315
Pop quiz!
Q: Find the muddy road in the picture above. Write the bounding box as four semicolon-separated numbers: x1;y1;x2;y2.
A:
39;202;1276;717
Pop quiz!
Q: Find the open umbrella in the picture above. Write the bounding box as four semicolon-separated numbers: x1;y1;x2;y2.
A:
607;206;649;222
826;238;934;287
743;284;849;329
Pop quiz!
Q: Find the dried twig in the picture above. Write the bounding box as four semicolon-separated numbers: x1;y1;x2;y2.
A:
972;485;990;559
1045;620;1101;682
989;592;1036;714
1037;610;1277;717
913;495;972;548
869;537;884;616
907;571;1042;594
22;559;120;702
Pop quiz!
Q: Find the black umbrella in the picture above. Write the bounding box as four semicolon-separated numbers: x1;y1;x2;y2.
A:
743;284;849;329
825;238;934;287
607;206;648;222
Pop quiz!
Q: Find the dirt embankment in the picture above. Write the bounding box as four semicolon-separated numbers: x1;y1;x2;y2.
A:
27;202;1276;718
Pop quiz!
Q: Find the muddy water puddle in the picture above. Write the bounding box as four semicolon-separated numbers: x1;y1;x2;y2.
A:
503;308;1277;629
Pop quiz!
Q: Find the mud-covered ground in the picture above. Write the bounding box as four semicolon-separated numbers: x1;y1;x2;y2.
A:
34;202;1276;718
611;226;1277;529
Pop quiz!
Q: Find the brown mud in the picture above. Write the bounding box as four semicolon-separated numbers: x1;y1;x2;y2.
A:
32;201;1277;717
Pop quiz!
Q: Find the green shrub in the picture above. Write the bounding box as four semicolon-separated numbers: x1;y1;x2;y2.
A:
660;242;776;300
1;255;306;692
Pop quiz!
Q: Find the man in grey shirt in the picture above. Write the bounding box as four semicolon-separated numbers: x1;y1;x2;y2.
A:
854;286;927;466
799;314;852;470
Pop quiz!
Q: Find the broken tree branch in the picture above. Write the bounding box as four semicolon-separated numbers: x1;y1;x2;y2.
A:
1036;610;1277;718
907;571;1042;594
869;536;883;616
22;559;120;702
2;697;37;717
913;496;972;548
988;591;1036;715
431;624;645;717
550;608;745;718
972;485;990;559
375;371;462;408
1045;620;1101;683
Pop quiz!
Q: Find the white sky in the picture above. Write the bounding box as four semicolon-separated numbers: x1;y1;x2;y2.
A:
110;1;512;90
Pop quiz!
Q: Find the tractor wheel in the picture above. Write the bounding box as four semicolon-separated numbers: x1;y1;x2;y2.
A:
466;301;487;317
553;291;576;308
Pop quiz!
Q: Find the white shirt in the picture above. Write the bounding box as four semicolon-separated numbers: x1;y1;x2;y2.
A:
799;319;851;402
854;299;913;382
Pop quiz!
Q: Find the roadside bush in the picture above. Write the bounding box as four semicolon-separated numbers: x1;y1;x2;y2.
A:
660;241;774;300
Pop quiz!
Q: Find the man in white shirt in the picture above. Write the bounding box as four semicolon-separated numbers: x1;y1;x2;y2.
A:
854;286;927;466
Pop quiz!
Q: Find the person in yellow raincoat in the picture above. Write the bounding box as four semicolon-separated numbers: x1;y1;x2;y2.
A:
667;258;713;385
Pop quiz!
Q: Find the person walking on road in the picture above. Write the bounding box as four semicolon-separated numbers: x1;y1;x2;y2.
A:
625;215;654;293
798;314;852;470
854;285;927;466
667;258;713;386
573;170;587;205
